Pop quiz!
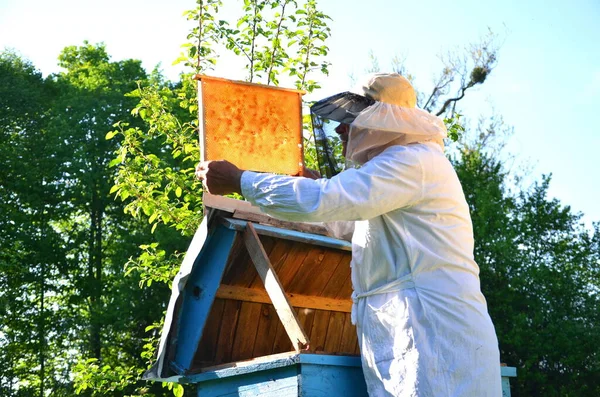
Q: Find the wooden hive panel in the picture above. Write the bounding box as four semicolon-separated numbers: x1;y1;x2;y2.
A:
191;236;358;370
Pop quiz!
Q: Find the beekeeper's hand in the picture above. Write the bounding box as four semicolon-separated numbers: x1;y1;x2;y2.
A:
195;160;244;196
302;166;321;180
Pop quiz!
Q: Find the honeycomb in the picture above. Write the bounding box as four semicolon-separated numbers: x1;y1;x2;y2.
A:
198;75;304;175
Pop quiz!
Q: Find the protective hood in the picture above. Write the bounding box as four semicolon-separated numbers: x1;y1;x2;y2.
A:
310;73;447;175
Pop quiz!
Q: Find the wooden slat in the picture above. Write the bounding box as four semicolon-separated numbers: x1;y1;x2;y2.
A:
308;311;331;352
243;223;309;351
271;318;293;354
203;192;262;215
214;300;241;364
271;243;311;290
285;246;327;295
310;250;348;295
296;307;316;340
249;238;290;288
252;304;280;357
193;298;225;367
323;311;346;353
223;235;276;288
320;256;352;298
216;284;352;313
233;209;330;236
220;234;247;285
335;270;354;300
231;302;263;362
334;264;360;355
339;313;359;355
204;193;330;237
266;238;295;272
224;218;352;252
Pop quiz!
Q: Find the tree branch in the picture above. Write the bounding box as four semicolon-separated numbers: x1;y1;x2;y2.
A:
435;81;474;116
267;1;288;85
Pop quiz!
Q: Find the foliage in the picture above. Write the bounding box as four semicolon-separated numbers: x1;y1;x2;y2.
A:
103;1;333;395
178;0;331;89
452;120;600;396
0;45;180;397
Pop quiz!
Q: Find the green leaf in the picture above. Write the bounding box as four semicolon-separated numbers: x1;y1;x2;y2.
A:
175;187;182;198
108;158;121;168
173;384;184;397
105;130;117;140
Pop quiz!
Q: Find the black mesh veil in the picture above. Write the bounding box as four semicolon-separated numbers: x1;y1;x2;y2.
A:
310;92;375;178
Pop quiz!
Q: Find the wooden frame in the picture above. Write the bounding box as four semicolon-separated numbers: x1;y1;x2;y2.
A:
193;74;306;176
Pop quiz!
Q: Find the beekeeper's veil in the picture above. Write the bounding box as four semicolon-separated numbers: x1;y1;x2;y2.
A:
310;73;447;178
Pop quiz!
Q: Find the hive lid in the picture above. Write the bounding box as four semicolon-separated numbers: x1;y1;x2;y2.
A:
195;75;305;175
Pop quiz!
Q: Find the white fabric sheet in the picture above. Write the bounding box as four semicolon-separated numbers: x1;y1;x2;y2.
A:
241;142;501;396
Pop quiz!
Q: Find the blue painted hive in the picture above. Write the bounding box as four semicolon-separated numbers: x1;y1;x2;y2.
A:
145;195;516;396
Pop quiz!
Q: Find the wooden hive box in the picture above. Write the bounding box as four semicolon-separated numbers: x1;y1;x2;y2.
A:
144;194;369;396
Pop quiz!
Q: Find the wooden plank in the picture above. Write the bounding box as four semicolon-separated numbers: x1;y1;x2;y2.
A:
296;307;316;342
252;304;280;357
193;298;225;367
320;256;352;299
172;224;237;374
214;300;242;364
248;236;277;286
194;74;305;94
223;235;276;288
195;365;299;397
220;233;248;285
271;320;293;354
233;209;330;236
243;223;309;351
299;362;368;396
224;218;352;252
203;192;262;215
309;250;348;295
501;367;517;377
334;267;354;300
254;239;294;287
231;302;263;362
270;243;311;290
189;351;299;378
338;313;359;355
216;284;352;313
308;311;331;352
323;311;346;353
285;246;328;295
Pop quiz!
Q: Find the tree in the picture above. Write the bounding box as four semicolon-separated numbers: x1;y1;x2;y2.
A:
108;0;332;287
1;45;180;396
0;50;69;397
452;120;600;396
98;1;332;395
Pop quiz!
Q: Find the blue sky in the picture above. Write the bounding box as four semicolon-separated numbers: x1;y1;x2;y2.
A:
1;0;599;227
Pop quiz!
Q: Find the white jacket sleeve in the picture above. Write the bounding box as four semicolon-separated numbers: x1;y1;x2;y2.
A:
240;146;423;223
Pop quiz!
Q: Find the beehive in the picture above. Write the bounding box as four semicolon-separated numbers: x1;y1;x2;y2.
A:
144;196;517;396
196;75;304;175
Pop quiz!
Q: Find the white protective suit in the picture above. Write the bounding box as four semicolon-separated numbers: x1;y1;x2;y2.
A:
240;74;501;396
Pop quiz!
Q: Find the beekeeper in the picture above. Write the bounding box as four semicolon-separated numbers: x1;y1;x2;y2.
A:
195;73;502;396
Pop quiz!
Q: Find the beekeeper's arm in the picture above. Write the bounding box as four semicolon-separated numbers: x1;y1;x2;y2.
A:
197;146;422;223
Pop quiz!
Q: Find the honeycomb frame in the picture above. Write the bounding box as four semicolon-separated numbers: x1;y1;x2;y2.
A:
195;75;305;176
